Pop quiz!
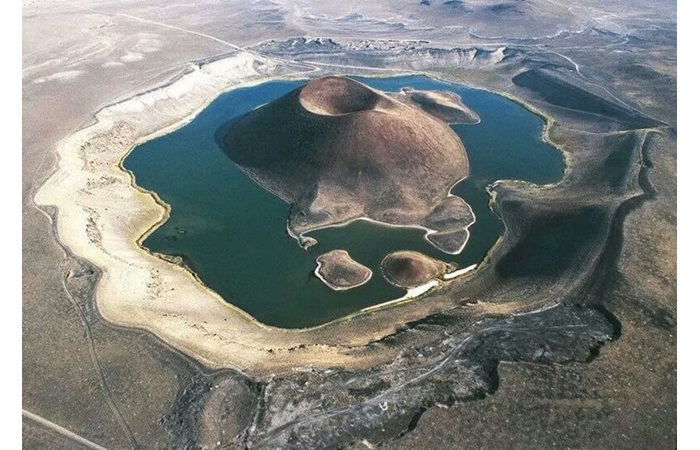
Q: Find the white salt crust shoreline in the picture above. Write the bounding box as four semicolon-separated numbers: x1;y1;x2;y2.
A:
34;51;518;377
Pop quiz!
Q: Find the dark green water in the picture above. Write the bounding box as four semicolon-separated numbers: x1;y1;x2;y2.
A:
124;75;564;328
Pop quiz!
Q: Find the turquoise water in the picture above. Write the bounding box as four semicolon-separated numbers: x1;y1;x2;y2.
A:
124;75;564;328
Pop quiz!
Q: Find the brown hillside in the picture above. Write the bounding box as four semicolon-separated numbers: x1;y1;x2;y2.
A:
223;76;475;254
381;250;454;288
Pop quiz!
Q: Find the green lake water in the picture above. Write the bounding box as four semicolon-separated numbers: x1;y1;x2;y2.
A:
124;75;564;328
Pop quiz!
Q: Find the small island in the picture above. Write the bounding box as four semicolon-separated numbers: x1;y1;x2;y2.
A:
380;250;456;288
397;87;481;124
314;250;373;291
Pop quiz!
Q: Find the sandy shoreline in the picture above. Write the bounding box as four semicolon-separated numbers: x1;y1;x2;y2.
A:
33;50;559;377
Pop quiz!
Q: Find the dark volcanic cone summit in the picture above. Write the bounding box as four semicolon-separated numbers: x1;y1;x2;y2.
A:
299;76;390;115
222;76;475;254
